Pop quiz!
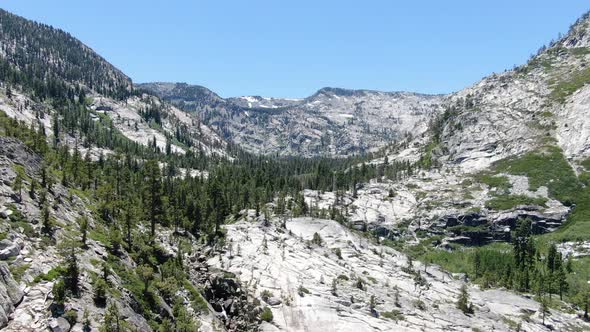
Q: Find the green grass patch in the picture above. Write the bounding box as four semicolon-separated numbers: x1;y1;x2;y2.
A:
492;146;579;204
183;280;209;313
416;242;513;283
420;247;473;275
9;263;30;282
88;226;110;247
550;67;590;103
539;111;553;118
33;266;65;283
580;158;590;171
570;47;590;57
544;184;590;242
474;173;511;191
485;194;547;210
381;309;405;321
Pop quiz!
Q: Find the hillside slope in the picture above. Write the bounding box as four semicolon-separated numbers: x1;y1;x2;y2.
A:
0;9;230;170
2;6;590;332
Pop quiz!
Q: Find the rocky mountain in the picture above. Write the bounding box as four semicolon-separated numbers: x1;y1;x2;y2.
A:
0;9;231;169
140;83;445;157
0;9;132;99
1;6;590;332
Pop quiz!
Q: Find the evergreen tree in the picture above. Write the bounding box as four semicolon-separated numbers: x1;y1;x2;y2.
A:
12;167;24;202
29;178;37;199
78;216;88;247
93;278;107;307
52;279;66;306
137;264;154;294
473;250;481;278
144;160;163;238
100;303;124;332
539;295;550;325
457;284;474;315
42;201;52;235
331;278;337;296
64;247;80;295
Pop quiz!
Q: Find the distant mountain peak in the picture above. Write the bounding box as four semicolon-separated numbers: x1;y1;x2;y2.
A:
137;82;223;103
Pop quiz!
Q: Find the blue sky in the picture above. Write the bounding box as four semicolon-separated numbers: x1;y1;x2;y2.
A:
2;1;588;98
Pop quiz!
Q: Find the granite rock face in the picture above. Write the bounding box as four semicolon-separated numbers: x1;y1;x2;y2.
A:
0;262;23;328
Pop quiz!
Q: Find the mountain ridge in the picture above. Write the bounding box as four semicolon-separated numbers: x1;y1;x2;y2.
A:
140;82;446;157
1;6;590;332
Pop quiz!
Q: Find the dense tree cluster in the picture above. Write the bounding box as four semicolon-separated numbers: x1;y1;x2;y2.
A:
470;219;570;301
0;9;131;101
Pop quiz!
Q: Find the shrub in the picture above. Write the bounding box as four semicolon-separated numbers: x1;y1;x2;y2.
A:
333;248;342;259
261;289;273;301
93;278;107;307
312;232;322;246
475;173;511;191
457;285;474;315
297;285;310;297
63;309;78;325
260;306;273;322
337;274;349;281
413;299;426;311
52;279;66;305
382;310;404;321
355;278;365;290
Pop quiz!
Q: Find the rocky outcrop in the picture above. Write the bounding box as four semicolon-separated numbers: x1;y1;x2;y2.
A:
432;206;570;246
207;215;590;331
0;238;22;260
0;262;24;328
187;251;261;331
48;317;70;332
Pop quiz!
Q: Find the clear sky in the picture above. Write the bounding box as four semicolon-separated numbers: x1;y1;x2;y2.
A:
2;1;588;98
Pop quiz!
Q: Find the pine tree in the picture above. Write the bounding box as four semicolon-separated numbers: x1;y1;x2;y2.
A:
539;295;550;325
42;201;52;235
144;160;163;238
207;177;226;236
83;308;91;332
331;278;338;296
78;216;88;247
52;279;66;306
556;266;568;300
457;284;474;315
577;287;590;320
12;167;24;202
93;278;107;307
108;225;123;254
29;179;37;199
473;250;482;278
123;200;135;251
100;302;124;332
547;244;558;273
137;264;154;294
64;247;80;295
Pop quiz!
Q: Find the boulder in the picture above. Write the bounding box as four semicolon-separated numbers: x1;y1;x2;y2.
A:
266;297;282;306
0;275;23;327
0;240;20;260
351;220;367;231
48;317;70;332
0;208;12;219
